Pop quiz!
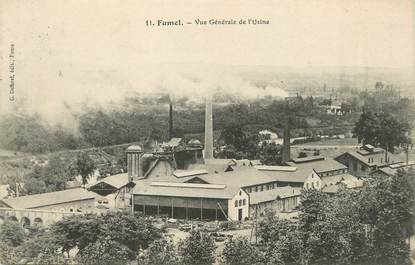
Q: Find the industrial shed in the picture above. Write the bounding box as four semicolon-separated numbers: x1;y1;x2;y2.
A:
132;180;249;221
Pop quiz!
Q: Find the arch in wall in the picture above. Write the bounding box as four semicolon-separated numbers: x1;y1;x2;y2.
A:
20;216;31;228
33;217;43;227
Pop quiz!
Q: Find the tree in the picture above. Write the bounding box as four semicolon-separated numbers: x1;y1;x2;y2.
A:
179;230;216;265
0;220;25;247
18;231;66;265
354;111;411;152
51;212;162;260
76;239;134;265
221;237;264;265
220;126;246;151
259;142;282;165
140;238;179;265
75;152;96;185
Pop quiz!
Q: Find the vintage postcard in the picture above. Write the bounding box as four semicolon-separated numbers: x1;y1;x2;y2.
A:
0;0;414;264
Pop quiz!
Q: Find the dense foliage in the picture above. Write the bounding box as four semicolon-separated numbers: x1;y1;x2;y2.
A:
179;230;217;265
354;111;411;152
221;170;415;265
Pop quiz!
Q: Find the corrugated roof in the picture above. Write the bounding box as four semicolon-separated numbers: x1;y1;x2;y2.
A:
250;186;301;205
1;188;96;209
87;173;130;190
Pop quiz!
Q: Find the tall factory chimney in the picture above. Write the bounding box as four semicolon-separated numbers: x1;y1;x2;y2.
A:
168;98;173;140
204;95;214;159
282;118;291;164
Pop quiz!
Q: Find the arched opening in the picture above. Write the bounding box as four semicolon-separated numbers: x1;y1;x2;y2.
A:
33;217;43;227
20;217;30;228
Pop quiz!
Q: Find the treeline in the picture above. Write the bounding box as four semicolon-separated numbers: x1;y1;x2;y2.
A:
1;91;412;154
0;96;327;154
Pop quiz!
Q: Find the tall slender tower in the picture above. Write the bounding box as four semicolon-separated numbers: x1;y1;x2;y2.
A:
282;119;291;164
168;99;173;140
204;95;214;159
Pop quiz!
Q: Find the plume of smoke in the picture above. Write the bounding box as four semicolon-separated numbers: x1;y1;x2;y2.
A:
1;64;289;132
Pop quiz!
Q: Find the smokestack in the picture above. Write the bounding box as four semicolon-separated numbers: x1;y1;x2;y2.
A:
168;99;173;140
282;119;291;163
204;95;214;159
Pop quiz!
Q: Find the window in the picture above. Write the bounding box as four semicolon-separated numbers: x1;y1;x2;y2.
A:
306;183;310;189
239;191;242;196
316;181;319;188
311;182;315;189
254;186;258;192
260;186;264;192
247;187;252;193
243;199;246;206
239;199;242;206
235;200;238;207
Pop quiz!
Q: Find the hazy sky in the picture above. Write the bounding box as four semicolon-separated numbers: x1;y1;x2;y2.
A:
0;0;413;121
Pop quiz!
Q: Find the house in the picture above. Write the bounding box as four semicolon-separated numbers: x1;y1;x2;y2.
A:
249;186;302;217
368;161;415;178
335;144;403;177
256;156;349;188
0;188;96;213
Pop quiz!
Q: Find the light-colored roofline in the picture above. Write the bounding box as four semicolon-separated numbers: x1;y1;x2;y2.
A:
150;181;226;189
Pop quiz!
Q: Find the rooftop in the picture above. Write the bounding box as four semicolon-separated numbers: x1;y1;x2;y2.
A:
87;173;130;190
1;188;96;209
132;179;240;199
250;186;302;205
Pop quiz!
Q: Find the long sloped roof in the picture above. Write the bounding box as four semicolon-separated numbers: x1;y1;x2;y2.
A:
1;188;96;209
87;173;130;190
250;186;302;205
260;158;347;183
132;179;240;199
193;167;277;188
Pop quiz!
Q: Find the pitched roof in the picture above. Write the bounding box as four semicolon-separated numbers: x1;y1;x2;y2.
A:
286;158;347;173
87;173;130;190
1;188;96;209
336;150;402;167
192;167;277;188
259;158;347;184
132;179;240;199
250;186;302;205
167;138;183;147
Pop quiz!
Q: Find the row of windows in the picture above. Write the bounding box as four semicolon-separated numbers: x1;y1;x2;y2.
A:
245;183;277;193
234;199;247;207
319;169;347;177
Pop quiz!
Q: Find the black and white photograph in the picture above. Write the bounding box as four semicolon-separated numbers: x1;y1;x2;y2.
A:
0;0;414;264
